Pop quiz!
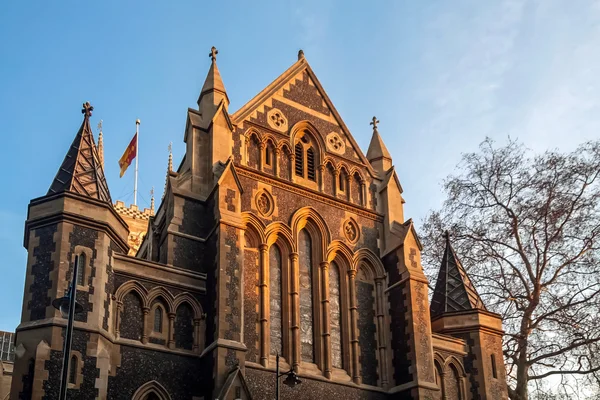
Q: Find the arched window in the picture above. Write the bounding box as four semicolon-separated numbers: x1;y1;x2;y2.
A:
120;291;143;341
356;266;378;386
154;307;163;333
76;253;85;286
330;262;343;369
294;131;317;182
69;355;77;384
298;229;314;363
248;135;260;169
352;172;362;205
174;303;194;350
270;245;283;356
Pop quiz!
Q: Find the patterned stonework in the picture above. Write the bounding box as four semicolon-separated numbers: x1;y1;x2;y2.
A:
266;108;288;132
326;132;346;155
255;190;274;217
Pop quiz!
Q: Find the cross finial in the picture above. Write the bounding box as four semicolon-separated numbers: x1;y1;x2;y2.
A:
82;102;93;118
209;46;218;62
97;120;103;131
370;116;379;132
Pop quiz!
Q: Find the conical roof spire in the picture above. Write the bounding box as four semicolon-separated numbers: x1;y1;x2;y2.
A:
366;116;392;172
47;102;112;203
197;46;229;111
430;231;486;318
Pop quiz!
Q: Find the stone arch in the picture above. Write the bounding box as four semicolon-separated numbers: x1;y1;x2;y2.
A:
132;380;172;400
352;249;386;280
242;212;266;247
115;281;149;308
444;356;467;377
326;240;354;266
264;222;295;253
172;293;203;319
147;287;175;314
290;207;331;261
289;120;326;152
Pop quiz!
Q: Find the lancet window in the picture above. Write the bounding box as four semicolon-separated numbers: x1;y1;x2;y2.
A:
269;245;283;356
330;261;343;369
294;131;317;182
298;229;315;362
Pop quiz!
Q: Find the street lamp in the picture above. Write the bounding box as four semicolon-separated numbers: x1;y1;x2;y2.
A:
52;256;84;400
275;352;302;399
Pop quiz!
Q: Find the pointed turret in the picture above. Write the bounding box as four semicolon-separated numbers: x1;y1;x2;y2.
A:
47;102;112;203
163;142;172;199
366;116;392;172
430;232;486;318
197;46;229;114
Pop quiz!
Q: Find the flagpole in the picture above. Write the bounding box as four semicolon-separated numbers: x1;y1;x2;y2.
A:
134;119;140;206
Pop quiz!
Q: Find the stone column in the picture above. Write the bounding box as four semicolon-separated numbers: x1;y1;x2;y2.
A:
142;307;149;344
245;137;250;166
289;154;296;183
193;319;201;352
346;176;352;202
348;269;360;384
168;312;176;349
440;371;447;400
259;243;269;367
115;301;122;339
333;169;339;197
318;165;325;192
360;182;367;207
274;148;281;177
290;252;300;370
375;277;388;387
320;261;331;378
259;142;265;172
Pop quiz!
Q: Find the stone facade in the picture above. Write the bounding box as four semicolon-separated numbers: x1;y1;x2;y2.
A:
10;50;508;399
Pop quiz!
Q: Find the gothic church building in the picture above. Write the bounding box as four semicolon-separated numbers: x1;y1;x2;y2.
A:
11;49;508;399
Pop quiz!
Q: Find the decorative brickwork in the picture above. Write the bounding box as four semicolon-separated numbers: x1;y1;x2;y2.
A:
28;224;57;321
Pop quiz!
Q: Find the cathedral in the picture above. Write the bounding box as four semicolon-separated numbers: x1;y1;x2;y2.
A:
10;48;509;399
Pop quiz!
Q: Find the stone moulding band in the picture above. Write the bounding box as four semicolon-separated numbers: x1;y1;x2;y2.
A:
237;166;383;222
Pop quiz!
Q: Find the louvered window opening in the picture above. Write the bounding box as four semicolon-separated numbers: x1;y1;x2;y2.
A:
295;143;304;176
307;148;316;181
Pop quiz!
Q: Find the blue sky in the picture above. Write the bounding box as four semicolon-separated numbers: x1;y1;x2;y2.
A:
1;1;599;332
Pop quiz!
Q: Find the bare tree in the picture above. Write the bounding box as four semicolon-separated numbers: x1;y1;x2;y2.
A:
420;138;600;400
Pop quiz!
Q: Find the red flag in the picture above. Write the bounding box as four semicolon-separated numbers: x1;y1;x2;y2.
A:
118;133;137;178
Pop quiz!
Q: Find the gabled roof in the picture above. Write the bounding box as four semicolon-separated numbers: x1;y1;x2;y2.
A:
47;102;112;203
230;55;376;176
430;233;486;318
216;366;253;400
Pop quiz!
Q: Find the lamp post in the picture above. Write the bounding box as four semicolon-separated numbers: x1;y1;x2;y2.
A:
52;256;84;400
275;352;301;399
